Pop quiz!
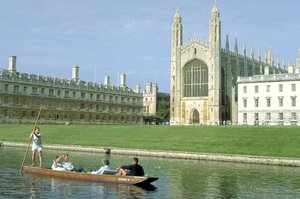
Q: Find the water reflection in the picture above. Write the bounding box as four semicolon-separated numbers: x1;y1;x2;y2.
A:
2;146;300;198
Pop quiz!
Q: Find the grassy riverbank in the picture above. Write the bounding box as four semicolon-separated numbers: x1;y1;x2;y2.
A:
0;124;300;158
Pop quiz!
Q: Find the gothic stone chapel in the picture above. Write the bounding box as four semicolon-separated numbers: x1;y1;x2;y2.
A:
170;1;284;125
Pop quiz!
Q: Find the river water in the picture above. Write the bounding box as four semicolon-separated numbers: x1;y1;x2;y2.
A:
1;147;300;199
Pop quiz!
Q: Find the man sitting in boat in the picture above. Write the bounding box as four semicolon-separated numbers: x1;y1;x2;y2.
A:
90;159;111;174
51;155;66;171
61;154;85;172
117;157;144;176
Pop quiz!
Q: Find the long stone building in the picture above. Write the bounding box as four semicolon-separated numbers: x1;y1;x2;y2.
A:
170;1;287;125
0;56;143;124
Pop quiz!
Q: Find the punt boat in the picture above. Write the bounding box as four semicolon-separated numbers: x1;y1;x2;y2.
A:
22;166;158;187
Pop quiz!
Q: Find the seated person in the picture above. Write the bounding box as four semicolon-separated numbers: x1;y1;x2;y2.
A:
51;155;66;171
91;159;111;175
117;157;144;176
61;154;85;172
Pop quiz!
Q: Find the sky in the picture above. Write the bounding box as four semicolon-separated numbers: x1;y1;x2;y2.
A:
0;0;299;92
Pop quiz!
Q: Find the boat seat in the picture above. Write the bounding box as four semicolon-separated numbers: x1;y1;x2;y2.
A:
102;170;117;175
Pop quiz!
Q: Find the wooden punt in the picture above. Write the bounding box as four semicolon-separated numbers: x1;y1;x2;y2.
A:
22;166;158;186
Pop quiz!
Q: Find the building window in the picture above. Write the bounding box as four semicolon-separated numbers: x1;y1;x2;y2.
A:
23;86;27;93
266;85;270;92
279;84;283;92
4;84;9;92
13;85;19;93
103;95;106;101
90;93;93;99
32;87;38;94
41;88;45;95
4;97;9;104
254;113;259;125
81;93;85;99
80;103;85;109
243;86;247;93
292;84;296;92
278;112;284;120
57;90;61;96
278;97;283;107
266;98;271;107
183;59;208;97
243;98;247;108
266;113;271;120
255;85;259;93
291;97;296;107
65;90;69;97
291;112;297;120
49;89;54;96
97;94;100;100
243;113;247;124
254;98;259;107
72;91;76;98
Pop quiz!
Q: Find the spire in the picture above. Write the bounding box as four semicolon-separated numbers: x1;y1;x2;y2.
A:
174;7;181;21
250;45;254;59
212;0;219;14
277;56;280;68
282;59;286;70
296;46;300;68
264;51;267;63
172;8;183;47
234;38;238;54
258;48;261;62
242;43;246;57
225;34;229;50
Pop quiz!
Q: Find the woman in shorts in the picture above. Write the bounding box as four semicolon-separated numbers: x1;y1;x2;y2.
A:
29;127;43;167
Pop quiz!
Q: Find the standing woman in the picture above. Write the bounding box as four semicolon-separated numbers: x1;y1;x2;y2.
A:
29;127;43;167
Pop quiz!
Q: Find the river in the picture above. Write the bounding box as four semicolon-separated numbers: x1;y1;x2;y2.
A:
1;146;300;198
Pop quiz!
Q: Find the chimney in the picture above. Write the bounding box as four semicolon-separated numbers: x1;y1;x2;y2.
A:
152;83;158;94
119;73;126;87
288;65;295;74
135;84;141;93
8;56;17;72
72;65;79;81
145;82;152;93
104;75;110;86
264;66;269;75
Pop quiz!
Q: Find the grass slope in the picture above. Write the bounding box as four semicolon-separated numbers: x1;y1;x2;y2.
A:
0;124;299;158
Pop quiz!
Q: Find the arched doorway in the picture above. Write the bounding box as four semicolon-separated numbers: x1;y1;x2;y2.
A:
192;109;200;124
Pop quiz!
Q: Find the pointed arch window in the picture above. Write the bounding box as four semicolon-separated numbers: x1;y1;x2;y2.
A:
183;59;208;97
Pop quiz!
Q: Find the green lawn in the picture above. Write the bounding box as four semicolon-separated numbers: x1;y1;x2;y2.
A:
0;124;300;158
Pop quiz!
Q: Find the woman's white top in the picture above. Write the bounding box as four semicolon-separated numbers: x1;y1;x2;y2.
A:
91;165;111;174
61;161;74;171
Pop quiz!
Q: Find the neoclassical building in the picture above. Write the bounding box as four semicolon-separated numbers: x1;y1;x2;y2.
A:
0;56;143;124
170;1;287;125
237;49;300;126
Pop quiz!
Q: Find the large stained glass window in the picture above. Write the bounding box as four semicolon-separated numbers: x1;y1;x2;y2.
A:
183;59;208;97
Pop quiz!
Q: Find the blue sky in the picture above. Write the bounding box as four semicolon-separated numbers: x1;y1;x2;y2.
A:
0;0;299;92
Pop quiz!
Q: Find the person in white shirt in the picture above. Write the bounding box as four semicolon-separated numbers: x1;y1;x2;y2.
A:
60;154;85;172
91;159;111;175
29;127;43;167
51;155;66;171
60;154;74;171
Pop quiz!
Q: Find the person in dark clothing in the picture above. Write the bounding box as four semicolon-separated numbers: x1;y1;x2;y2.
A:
117;157;144;176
